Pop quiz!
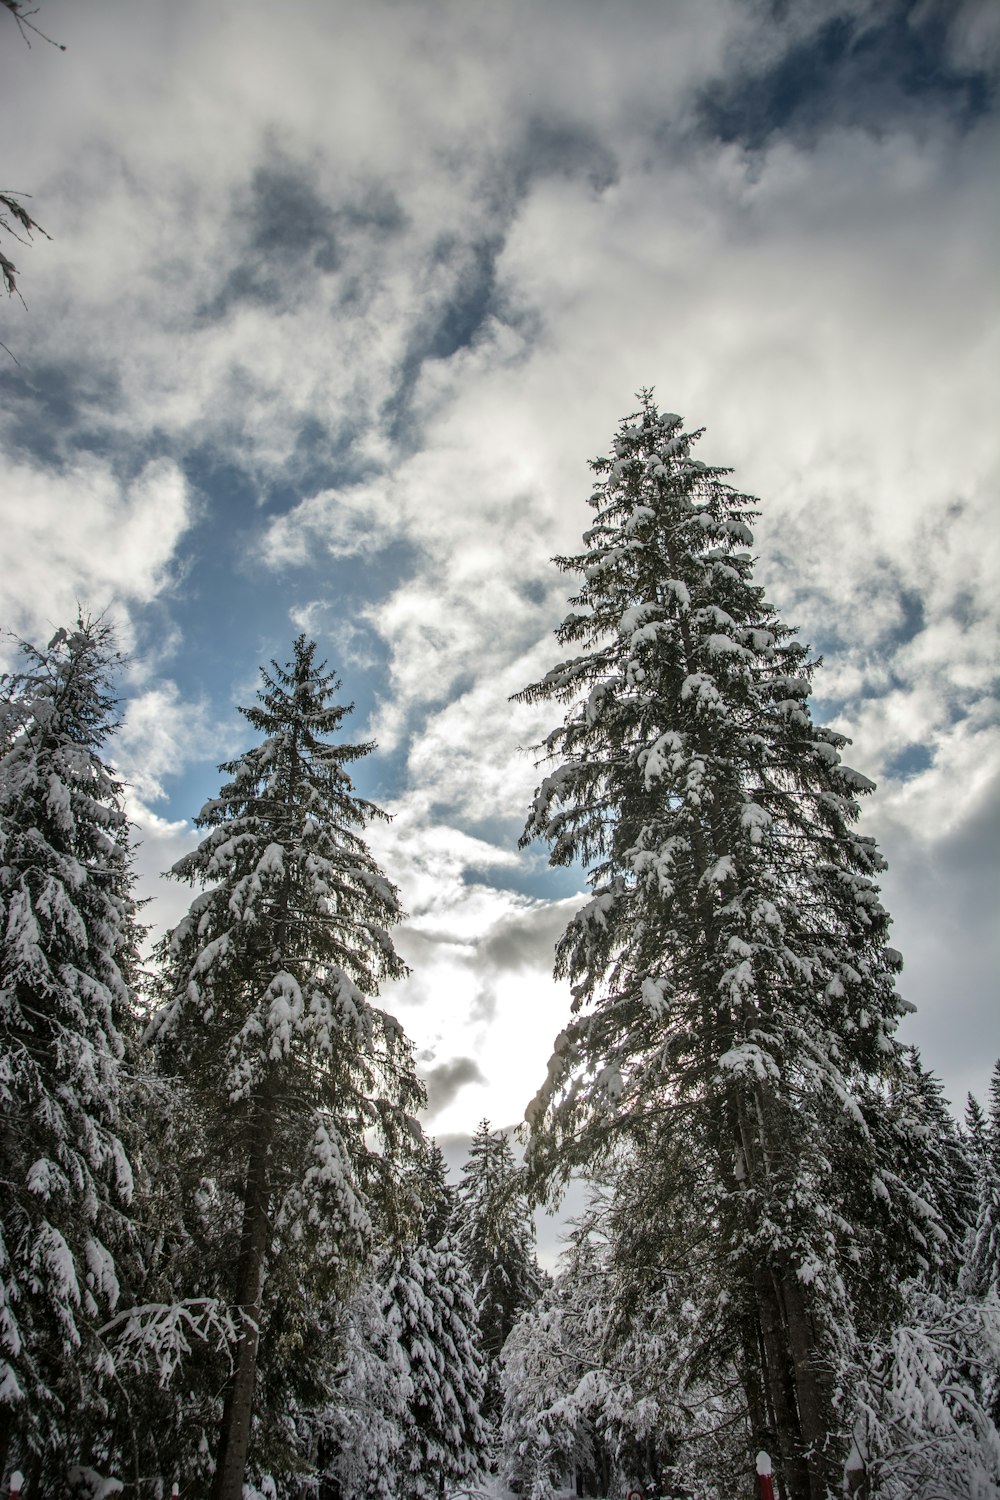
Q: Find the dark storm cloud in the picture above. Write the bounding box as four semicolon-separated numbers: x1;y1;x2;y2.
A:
700;0;995;148
422;1055;487;1118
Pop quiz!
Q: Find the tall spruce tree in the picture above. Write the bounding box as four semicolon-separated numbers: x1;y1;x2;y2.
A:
0;619;139;1484
516;395;943;1500
147;636;425;1500
453;1120;543;1426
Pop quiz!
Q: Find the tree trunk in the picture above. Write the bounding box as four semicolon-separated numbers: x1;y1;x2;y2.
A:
0;1410;11;1482
211;1099;274;1500
781;1269;840;1499
752;1265;812;1500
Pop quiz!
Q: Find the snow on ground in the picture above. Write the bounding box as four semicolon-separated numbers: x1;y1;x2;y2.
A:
448;1483;579;1500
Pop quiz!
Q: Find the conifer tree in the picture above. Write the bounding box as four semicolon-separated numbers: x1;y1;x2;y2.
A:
311;1276;412;1499
963;1066;1000;1310
0;619;139;1484
454;1121;544;1427
966;1093;989;1172
501;1174;748;1500
97;1070;243;1494
380;1239;489;1497
987;1060;1000;1167
850;1280;1000;1496
148;635;425;1500
419;1139;457;1246
892;1050;976;1285
963;1067;1000;1311
964;1174;1000;1306
516;395;943;1499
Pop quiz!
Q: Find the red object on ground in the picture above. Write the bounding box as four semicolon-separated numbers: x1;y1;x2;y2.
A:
756;1450;776;1500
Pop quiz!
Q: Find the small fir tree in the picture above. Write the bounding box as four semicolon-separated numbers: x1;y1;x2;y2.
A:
311;1276;412;1499
966;1093;990;1174
892;1050;977;1286
453;1120;544;1426
0;619;140;1483
964;1067;1000;1311
418;1139;457;1246
987;1060;1000;1168
147;636;425;1500
380;1239;489;1497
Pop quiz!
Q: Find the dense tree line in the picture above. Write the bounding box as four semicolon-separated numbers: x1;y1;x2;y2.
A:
1;397;996;1498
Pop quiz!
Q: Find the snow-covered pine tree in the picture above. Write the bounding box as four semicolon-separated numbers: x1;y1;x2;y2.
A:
418;1139;457;1247
309;1276;412;1499
516;394;944;1500
380;1238;489;1498
500;1287;592;1500
850;1280;1000;1497
147;635;425;1500
961;1065;1000;1313
453;1120;544;1427
963;1068;1000;1309
96;1067;242;1493
987;1060;1000;1167
966;1092;990;1171
892;1050;976;1286
0;619;139;1484
501;1178;748;1500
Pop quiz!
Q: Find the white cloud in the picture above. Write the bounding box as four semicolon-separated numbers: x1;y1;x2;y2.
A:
114;680;219;805
0;456;191;654
381;881;584;1139
875;757;1000;1110
127;801;201;952
364;791;586;1135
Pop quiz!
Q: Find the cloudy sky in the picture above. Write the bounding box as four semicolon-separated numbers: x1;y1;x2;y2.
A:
1;0;997;1167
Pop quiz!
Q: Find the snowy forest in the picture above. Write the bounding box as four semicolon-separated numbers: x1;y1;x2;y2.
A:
2;398;999;1500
